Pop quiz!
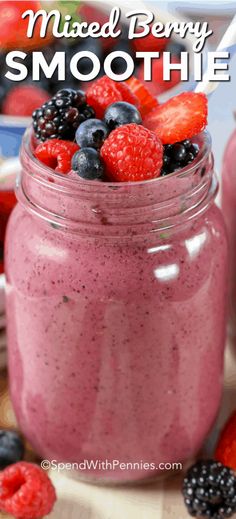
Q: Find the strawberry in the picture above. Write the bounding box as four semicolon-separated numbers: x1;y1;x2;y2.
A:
2;85;50;117
215;411;236;471
137;55;181;96
126;77;158;117
86;76;139;119
35;139;79;174
100;123;163;182
144;92;208;144
132;31;168;53
0;1;53;51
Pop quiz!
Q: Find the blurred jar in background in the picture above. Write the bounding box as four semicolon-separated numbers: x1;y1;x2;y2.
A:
0;120;25;273
222;119;236;336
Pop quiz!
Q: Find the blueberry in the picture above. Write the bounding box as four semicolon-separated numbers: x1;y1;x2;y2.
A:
75;119;109;149
0;430;24;469
72;148;105;180
104;102;142;130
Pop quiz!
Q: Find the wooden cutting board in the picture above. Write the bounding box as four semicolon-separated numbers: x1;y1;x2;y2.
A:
0;341;236;519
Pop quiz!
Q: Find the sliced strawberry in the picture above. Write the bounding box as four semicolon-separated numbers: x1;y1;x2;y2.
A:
144;92;208;144
137;55;181;97
126;77;158;117
116;82;140;110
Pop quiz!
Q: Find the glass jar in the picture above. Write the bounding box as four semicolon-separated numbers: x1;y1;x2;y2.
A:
222;128;236;336
5;130;228;484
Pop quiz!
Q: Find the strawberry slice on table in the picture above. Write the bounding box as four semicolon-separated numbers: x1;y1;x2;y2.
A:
144;92;208;144
126;77;158;117
215;411;236;471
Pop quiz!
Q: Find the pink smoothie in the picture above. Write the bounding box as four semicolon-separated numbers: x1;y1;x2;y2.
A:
222;128;236;334
5;131;228;483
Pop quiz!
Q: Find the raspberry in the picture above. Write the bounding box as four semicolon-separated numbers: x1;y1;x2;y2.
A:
144;92;208;144
2;85;50;117
100;123;163;182
126;77;158;117
215;411;236;471
35;139;79;174
0;461;56;519
137;56;181;96
86;76;139;119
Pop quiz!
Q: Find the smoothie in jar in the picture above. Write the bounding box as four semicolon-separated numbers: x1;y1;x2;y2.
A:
5;79;228;484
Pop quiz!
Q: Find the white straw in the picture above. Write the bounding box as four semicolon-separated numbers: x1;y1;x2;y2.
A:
195;13;236;95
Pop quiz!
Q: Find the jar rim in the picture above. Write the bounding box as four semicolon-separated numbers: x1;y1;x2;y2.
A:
21;127;211;192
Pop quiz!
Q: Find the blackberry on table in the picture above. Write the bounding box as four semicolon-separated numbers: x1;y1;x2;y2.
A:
182;460;236;519
161;138;199;176
32;88;95;142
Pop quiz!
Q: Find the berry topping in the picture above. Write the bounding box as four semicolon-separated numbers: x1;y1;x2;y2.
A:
104;102;142;130
215;411;236;471
138;55;181;96
35;139;79;174
86;76;139;119
161;139;199;176
72;148;105;180
75;119;109;149
0;461;56;519
182;460;236;519
0;431;24;470
144;92;208;144
100;123;163;182
32;88;95;142
126;76;159;117
2;85;50;117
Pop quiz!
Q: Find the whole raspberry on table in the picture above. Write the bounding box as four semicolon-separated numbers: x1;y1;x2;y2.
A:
2;85;50;117
182;459;236;519
86;76;140;119
100;123;163;182
0;461;56;519
215;411;236;470
35;139;79;174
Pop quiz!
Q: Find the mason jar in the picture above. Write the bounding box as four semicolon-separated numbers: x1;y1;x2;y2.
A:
5;129;228;484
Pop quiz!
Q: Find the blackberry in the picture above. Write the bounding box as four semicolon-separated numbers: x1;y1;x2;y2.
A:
182;460;236;519
161;139;199;176
32;88;95;142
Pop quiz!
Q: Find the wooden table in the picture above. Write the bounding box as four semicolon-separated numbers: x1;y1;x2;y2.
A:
0;342;236;519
